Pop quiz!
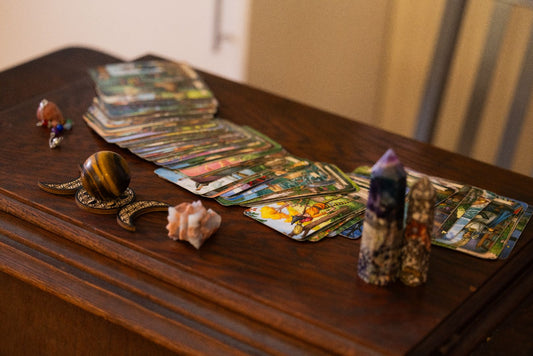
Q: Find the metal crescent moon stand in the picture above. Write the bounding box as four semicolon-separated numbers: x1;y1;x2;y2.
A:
38;177;169;231
116;200;170;232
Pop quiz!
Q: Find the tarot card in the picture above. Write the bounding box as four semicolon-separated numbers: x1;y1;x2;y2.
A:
111;122;219;145
233;163;358;207
165;152;292;194
84;101;167;131
327;211;364;238
88;60;215;105
83;106;179;141
132;132;246;161
154;167;188;188
172;136;282;181
88;60;218;122
84;103;216;141
164;132;276;170
155;166;250;196
216;163;331;205
351;166;461;205
217;162;358;206
154;153;307;196
339;214;365;239
100;98;217;119
213;155;310;198
433;198;526;259
173;146;283;183
152;137;254;165
89;60;194;84
468;200;526;258
243;163;358;205
163;127;280;171
244;195;365;241
434;187;495;244
134;124;254;163
405;168;462;204
346;173;370;202
432;185;472;234
127;128;239;156
337;179;369;239
179;151;292;185
308;208;365;242
113;118;233;147
89;98;213;130
499;205;533;259
204;154;310;198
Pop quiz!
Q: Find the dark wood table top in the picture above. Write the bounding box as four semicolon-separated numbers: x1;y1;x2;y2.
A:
1;47;532;355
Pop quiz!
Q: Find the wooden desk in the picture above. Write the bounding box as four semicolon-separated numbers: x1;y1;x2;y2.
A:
1;47;532;355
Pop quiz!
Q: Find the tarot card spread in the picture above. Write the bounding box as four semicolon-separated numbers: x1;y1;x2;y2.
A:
84;60;531;258
350;167;532;259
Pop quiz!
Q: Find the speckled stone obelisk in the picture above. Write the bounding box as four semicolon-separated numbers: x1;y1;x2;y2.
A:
400;176;435;286
357;149;406;286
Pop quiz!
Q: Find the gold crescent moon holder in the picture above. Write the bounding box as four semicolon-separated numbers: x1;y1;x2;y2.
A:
38;177;169;232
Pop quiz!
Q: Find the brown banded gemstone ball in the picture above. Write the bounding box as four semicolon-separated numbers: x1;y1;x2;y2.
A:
80;151;131;201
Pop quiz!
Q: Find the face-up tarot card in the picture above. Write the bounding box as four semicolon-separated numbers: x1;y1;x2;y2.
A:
88;60;217;108
217;162;358;206
433;197;527;259
244;194;365;241
155;152;309;196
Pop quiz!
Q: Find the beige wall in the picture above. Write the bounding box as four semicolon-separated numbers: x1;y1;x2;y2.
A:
0;0;250;81
246;0;390;126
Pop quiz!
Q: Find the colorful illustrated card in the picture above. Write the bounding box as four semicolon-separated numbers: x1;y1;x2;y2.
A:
350;165;532;259
244;195;365;241
173;138;282;182
163;127;279;170
88;60;218;121
218;162;358;206
435;187;495;243
155;153;309;196
88;60;217;106
433;198;527;259
203;154;310;198
83;102;216;141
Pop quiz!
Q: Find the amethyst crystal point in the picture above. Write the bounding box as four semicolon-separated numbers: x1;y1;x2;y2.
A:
372;148;406;180
358;149;407;286
400;176;435;286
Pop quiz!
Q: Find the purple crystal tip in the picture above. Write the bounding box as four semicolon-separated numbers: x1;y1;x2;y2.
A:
372;149;406;179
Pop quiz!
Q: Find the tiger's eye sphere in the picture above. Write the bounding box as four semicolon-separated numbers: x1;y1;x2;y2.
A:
80;151;131;201
36;99;65;127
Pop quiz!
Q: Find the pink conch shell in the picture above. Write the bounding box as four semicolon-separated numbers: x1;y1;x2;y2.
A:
166;200;221;249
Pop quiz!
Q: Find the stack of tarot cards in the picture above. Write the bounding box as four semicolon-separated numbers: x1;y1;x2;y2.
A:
350;166;532;260
87;60;218;120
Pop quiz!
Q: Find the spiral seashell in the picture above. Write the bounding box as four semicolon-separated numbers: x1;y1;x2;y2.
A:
80;151;131;201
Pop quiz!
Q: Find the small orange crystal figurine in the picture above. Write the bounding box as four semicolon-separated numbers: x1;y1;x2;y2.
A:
36;99;65;127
